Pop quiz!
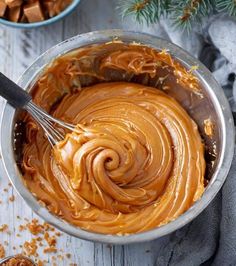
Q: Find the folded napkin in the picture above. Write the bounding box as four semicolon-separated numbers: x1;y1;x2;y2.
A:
143;15;236;266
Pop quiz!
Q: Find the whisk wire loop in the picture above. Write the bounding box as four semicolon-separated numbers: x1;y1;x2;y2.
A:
26;101;75;146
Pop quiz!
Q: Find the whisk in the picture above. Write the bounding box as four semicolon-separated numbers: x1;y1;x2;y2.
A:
0;72;75;146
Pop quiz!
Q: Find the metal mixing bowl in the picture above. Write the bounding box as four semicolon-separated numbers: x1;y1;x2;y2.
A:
0;30;234;244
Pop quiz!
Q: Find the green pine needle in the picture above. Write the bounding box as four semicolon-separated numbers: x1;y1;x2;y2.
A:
170;0;213;32
118;0;170;25
119;0;236;31
216;0;236;16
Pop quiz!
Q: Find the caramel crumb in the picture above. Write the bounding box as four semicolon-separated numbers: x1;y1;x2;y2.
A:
23;239;38;256
43;247;57;253
55;232;61;237
0;224;8;232
1;217;63;264
57;254;64;260
43;222;54;232
0;244;5;258
44;232;56;247
26;219;43;235
162;85;170;90
66;253;71;259
9;195;15;202
38;260;44;266
188;65;199;73
19;225;26;231
204;118;214;138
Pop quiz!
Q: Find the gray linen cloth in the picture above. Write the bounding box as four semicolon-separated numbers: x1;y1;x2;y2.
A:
141;15;236;266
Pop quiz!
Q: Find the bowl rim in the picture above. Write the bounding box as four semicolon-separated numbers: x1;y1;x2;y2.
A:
0;0;80;29
0;29;234;244
0;255;36;265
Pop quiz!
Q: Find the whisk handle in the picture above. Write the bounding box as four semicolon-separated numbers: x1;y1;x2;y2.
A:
0;72;32;109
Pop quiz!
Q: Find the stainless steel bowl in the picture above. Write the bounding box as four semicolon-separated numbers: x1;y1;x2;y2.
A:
0;30;234;244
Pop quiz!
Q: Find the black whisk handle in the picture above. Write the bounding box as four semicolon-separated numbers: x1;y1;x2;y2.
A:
0;72;32;109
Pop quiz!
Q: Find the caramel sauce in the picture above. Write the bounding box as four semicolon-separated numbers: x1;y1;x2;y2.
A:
19;42;205;235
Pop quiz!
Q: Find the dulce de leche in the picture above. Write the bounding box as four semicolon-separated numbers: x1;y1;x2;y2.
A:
20;42;205;235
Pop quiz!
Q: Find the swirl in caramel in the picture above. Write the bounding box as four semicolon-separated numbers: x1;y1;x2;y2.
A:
20;42;205;235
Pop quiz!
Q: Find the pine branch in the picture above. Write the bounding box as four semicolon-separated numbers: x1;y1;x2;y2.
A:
119;0;236;31
216;0;236;16
170;0;213;32
118;0;170;24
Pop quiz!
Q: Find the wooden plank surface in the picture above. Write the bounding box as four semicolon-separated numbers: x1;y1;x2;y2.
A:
0;1;169;265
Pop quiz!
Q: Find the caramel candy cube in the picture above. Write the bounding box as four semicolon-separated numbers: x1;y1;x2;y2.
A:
24;1;44;23
8;6;21;22
0;0;7;17
5;0;22;8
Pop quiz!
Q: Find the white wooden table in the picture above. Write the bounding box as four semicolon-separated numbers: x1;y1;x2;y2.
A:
0;1;169;265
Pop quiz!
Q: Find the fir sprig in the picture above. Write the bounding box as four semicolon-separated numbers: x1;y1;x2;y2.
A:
170;0;213;32
216;0;236;16
119;0;171;25
119;0;236;31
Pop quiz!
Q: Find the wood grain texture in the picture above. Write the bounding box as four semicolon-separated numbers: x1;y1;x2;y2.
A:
0;0;170;265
